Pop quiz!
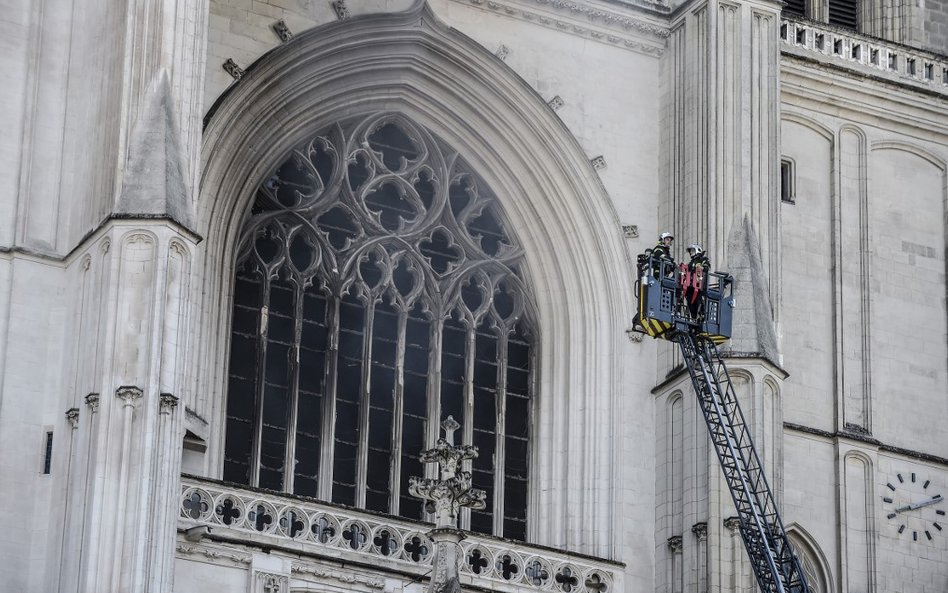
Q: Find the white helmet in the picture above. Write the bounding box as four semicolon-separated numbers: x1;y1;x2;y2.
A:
687;243;703;254
659;232;674;241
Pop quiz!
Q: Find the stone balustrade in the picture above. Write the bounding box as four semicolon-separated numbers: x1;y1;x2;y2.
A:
179;476;620;593
780;17;948;94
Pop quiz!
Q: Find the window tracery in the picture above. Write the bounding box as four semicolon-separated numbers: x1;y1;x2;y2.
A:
223;113;535;540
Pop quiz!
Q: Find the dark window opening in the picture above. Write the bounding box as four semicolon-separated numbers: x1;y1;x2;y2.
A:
783;0;806;18
224;114;536;540
828;0;858;29
43;431;53;474
781;160;796;204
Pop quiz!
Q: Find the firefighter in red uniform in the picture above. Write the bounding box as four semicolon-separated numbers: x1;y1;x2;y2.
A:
683;243;710;319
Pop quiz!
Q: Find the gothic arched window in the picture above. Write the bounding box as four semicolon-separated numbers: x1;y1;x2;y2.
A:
223;113;536;540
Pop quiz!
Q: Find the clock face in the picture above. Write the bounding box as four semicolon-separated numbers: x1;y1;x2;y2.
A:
882;472;944;542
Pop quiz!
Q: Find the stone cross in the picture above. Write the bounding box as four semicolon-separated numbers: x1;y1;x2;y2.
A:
409;416;487;593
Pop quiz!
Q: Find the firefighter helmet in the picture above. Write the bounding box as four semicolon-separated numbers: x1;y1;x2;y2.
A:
687;243;703;255
659;232;674;241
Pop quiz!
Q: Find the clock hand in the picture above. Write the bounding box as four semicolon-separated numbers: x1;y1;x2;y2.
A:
894;494;943;514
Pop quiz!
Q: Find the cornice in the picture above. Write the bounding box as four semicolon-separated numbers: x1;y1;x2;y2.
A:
781;56;948;141
453;0;669;57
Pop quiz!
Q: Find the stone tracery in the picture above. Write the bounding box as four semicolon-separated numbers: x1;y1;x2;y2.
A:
223;112;535;539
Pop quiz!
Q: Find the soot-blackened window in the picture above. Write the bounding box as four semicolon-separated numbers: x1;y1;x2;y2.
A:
224;113;536;540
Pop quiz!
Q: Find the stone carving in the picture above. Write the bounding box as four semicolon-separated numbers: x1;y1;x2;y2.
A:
622;224;638;238
409;417;485;593
272;20;293;43
222;58;244;80
547;95;564;110
625;329;644;343
175;543;251;564
723;516;742;531
692;522;708;542
84;392;100;413
65;407;80;429
496;44;511;60
332;0;350;20
159;393;179;414
116;385;144;407
591;155;607;170
291;563;385;588
254;572;288;593
667;535;683;552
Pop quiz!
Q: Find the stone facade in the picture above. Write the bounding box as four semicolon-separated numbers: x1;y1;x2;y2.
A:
1;0;947;592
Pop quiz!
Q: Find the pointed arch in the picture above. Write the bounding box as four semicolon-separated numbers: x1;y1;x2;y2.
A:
786;523;834;593
191;2;638;557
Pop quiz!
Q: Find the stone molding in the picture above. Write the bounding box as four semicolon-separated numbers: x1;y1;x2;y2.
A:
454;0;668;56
291;563;385;589
691;522;708;541
175;542;252;565
667;535;683;552
84;392;100;413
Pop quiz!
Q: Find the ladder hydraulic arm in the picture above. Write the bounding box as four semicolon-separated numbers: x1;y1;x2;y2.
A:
676;331;809;593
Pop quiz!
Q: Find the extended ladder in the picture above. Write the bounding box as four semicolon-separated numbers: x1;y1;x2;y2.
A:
676;332;810;593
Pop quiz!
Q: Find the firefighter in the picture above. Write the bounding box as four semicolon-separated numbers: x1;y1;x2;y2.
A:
648;231;675;278
684;243;710;319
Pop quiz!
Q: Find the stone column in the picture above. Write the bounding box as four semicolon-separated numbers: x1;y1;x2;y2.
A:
664;6;788;593
68;222;197;593
667;535;684;593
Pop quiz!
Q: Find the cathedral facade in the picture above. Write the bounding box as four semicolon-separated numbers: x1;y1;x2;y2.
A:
1;0;946;591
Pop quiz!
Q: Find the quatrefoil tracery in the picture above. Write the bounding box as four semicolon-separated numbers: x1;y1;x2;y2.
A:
235;113;533;327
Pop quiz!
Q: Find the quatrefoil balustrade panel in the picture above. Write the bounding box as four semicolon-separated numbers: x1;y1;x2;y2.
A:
180;477;619;593
224;112;536;540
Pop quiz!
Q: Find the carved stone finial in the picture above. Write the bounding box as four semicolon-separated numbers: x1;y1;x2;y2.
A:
159;393;179;414
116;385;144;407
591;155;607;170
272;19;292;43
222;58;244;80
667;535;683;552
723;516;742;532
409;417;486;528
692;521;708;542
547;95;564;111
409;416;480;593
441;415;460;445
85;393;100;413
66;408;80;429
331;0;350;19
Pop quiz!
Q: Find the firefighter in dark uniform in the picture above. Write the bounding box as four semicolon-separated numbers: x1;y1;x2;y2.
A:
650;231;675;277
685;243;710;319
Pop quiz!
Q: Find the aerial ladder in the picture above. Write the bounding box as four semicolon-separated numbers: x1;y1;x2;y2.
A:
634;253;810;593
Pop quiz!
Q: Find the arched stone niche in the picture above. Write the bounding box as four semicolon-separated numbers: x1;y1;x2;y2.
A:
192;2;640;558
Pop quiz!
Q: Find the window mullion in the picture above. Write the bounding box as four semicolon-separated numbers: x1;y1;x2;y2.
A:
250;279;272;488
389;308;408;515
459;321;476;532
425;316;444;480
493;329;509;537
282;281;304;494
354;299;376;508
317;295;340;501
